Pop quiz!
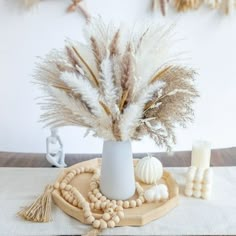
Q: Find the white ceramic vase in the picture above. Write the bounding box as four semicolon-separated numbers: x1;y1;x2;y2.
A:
100;140;135;200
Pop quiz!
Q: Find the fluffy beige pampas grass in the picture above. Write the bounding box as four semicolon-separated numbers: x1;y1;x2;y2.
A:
35;19;199;150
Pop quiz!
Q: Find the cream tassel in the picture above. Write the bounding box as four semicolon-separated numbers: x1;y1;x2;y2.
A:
18;185;54;222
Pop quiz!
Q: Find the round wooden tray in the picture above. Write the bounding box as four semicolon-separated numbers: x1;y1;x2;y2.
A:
52;158;179;226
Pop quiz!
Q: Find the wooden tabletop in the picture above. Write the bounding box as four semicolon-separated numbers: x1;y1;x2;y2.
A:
0;147;235;167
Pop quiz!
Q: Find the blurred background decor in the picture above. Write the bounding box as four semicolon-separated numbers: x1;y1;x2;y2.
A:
152;0;236;15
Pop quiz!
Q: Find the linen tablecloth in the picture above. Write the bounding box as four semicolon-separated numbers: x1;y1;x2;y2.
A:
0;166;236;235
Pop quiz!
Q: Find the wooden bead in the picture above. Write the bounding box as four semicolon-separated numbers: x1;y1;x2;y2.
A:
62;177;69;183
111;200;116;205
76;193;84;201
123;201;129;209
90;185;97;191
101;202;107;209
75;193;86;203
70;170;77;175
54;182;60;189
130;200;136;208
139;196;145;203
116;206;123;211
100;219;107;229
80;167;85;172
65;185;72;191
95;201;101;210
100;196;107;202
71;187;77;194
105;208;114;214
69;196;74;202
82;206;90;213
84;210;92;218
88;194;94;200
88;167;95;172
72;200;78;206
136;186;143;195
92;197;98;202
82;202;90;209
86;215;95;224
93;220;100;229
136;199;142;206
107;220;115;228
76;169;81;174
90;196;95;202
93;189;99;195
117;200;123;206
68;173;74;179
60;183;66;190
65;173;71;178
117;211;124;219
90;181;97;186
64;177;70;184
61;189;66;195
102;213;111;221
112;215;120;224
67;171;74;178
90;203;95;209
107;202;114;209
96;193;102;199
91;179;98;184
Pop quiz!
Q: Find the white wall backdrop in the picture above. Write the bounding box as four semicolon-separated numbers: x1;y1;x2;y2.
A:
0;0;236;154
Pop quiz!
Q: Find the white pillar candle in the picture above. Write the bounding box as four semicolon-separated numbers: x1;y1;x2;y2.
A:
191;140;211;169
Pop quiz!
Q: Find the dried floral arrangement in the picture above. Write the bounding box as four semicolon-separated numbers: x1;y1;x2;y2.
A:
152;0;236;15
19;0;90;21
35;20;199;150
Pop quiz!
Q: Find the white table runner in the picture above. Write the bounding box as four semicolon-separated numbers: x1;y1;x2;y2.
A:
0;166;236;235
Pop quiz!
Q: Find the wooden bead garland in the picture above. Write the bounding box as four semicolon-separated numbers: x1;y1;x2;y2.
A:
54;166;146;230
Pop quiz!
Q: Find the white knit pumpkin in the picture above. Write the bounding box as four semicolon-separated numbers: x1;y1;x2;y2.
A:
135;156;163;184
